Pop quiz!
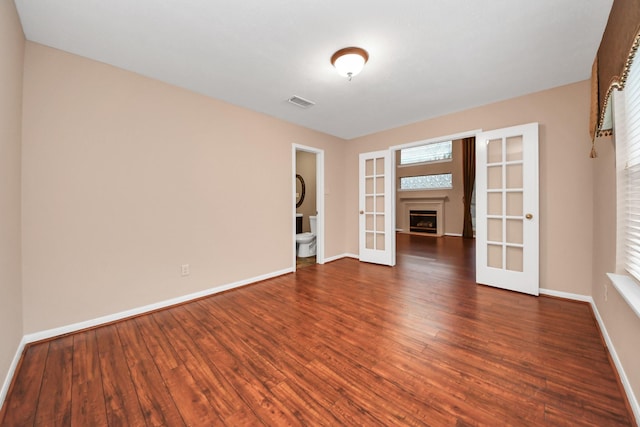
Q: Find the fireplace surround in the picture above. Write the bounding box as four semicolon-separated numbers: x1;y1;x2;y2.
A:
399;196;446;236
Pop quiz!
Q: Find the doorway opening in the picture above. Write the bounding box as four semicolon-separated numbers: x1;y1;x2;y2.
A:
292;144;325;271
390;129;480;262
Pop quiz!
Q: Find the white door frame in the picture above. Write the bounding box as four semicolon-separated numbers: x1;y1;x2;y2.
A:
292;144;325;270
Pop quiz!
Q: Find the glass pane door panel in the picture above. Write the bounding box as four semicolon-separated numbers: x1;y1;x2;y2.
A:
366;215;374;231
506;136;523;161
366;232;375;249
488;245;503;268
488;218;503;242
487;139;502;163
376;233;385;250
366;178;374;193
376;215;385;231
365;159;374;175
376;158;384;173
488;166;502;189
506;192;523;216
376;196;385;212
376;177;385;193
506;246;524;272
488;193;502;215
506;164;523;188
366;196;374;212
506;219;523;244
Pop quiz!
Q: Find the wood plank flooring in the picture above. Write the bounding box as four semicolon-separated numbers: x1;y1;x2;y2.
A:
1;234;635;426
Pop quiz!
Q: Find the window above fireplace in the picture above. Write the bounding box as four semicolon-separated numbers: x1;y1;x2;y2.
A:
400;173;453;190
399;140;452;166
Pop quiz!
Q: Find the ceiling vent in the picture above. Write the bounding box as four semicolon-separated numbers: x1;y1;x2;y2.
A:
287;95;315;109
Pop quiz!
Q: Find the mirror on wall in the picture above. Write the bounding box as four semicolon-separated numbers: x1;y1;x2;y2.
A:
296;174;306;207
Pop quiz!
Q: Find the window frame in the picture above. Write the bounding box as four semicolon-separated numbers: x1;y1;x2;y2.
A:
609;53;640;319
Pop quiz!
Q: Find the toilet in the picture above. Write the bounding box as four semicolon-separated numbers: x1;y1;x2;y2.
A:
296;215;317;257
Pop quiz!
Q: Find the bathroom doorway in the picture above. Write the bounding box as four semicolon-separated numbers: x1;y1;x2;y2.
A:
292;144;325;271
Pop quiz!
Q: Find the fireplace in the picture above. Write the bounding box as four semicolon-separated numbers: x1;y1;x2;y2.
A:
409;210;437;234
400;196;446;236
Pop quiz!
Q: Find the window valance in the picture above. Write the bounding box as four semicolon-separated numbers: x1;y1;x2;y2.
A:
590;0;640;156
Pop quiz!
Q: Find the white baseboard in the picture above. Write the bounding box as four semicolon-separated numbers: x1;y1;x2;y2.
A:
539;287;592;302
444;233;463;237
540;288;639;423
23;267;293;344
324;253;358;263
589;297;640;423
0;335;27;413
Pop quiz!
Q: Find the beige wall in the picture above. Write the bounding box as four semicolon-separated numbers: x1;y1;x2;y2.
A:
346;81;594;296
296;150;317;232
0;0;24;399
7;28;638;417
21;42;346;333
396;138;464;235
591;136;640;411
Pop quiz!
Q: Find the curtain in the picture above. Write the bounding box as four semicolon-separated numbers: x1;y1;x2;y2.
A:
462;137;475;239
590;0;640;155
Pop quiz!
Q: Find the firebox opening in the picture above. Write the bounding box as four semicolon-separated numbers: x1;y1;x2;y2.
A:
410;210;437;234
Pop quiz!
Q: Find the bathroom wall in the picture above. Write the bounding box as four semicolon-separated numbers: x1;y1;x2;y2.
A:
395;138;464;235
21;42;347;334
0;0;25;403
296;150;316;232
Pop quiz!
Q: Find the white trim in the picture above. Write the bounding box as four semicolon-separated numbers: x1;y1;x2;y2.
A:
540;288;639;423
0;336;27;411
591;296;640;423
445;233;463;237
607;273;640;319
389;129;482;151
539;288;592;302
23;267;292;344
324;253;358;263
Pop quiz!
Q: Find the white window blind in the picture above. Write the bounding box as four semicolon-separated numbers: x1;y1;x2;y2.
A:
614;55;640;283
400;141;452;165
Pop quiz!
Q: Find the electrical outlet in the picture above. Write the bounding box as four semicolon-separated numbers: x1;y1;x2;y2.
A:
181;264;190;276
604;282;608;301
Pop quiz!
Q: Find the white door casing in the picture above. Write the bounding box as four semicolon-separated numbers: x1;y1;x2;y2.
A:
476;123;539;295
359;150;395;266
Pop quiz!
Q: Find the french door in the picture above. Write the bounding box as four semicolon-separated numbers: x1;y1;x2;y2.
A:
476;123;539;295
359;150;395;266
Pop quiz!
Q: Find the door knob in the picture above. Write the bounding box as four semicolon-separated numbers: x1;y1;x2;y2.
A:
525;213;533;220
360;210;364;215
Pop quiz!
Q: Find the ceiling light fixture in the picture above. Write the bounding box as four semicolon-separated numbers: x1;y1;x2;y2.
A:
331;47;369;81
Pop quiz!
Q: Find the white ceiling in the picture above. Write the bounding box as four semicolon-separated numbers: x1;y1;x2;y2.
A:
14;0;613;140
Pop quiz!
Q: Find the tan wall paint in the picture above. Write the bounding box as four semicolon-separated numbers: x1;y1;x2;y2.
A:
296;150;316;232
396;139;464;235
21;42;346;333
0;0;24;397
346;81;594;296
591;136;640;410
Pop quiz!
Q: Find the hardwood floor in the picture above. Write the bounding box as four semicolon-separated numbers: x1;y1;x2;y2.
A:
1;234;635;426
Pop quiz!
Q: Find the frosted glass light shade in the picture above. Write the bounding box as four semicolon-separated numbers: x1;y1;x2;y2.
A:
331;47;369;79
